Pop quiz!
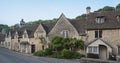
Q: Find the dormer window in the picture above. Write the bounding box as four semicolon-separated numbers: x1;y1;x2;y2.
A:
61;30;69;38
117;15;120;22
96;17;105;23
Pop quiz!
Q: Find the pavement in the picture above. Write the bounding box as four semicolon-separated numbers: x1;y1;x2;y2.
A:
0;47;80;63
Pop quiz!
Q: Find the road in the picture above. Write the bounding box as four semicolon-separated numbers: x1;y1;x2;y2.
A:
0;47;80;63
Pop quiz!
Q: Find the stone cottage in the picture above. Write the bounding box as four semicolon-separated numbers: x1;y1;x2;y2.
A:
3;7;120;60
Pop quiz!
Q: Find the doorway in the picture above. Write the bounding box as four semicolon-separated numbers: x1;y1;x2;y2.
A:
99;45;107;60
31;44;35;53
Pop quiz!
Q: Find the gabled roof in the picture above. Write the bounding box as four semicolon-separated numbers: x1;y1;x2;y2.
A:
11;25;39;38
42;22;56;34
86;38;113;48
69;19;87;35
10;11;120;38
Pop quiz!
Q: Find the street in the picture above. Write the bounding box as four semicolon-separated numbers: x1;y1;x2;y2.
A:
0;47;80;63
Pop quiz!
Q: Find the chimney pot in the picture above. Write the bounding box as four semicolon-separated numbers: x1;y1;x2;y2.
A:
86;6;91;14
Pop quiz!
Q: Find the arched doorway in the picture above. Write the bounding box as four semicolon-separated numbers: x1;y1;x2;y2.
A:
99;45;107;60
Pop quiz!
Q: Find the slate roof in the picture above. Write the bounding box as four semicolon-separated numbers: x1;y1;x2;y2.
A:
86;11;120;30
42;22;56;34
11;25;39;38
69;19;87;35
10;11;120;38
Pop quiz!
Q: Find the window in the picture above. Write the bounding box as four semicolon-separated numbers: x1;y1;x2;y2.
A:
95;30;102;38
118;46;120;55
88;46;98;53
61;30;69;38
42;45;44;50
117;15;120;22
96;17;105;23
88;47;92;53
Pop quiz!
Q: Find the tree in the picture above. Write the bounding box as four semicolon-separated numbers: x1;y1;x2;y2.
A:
116;4;120;11
95;6;115;12
76;14;86;19
51;36;84;52
0;24;10;33
51;36;64;52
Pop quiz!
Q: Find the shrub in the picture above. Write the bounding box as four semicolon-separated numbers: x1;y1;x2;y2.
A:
44;48;53;55
34;51;45;56
50;52;62;58
61;49;73;59
61;49;84;59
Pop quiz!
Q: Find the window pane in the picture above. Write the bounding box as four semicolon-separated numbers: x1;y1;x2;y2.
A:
118;46;120;54
95;31;98;38
93;47;97;53
88;47;92;53
99;30;102;38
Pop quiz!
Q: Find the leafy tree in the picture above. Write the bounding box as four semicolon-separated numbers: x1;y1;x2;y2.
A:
51;36;64;52
95;6;115;12
51;36;84;52
0;24;10;33
116;4;120;11
76;14;86;19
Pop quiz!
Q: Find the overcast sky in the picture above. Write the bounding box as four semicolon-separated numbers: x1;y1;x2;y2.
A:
0;0;120;26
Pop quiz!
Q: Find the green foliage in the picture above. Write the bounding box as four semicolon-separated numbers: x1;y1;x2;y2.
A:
25;18;57;26
116;4;120;9
51;36;64;51
76;14;86;19
116;4;120;11
61;49;73;59
50;52;62;58
61;49;84;59
44;48;53;55
51;36;84;52
34;48;53;56
0;24;10;32
34;51;45;56
95;6;115;12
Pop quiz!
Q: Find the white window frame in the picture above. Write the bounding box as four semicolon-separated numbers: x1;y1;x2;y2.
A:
61;30;69;38
96;17;105;24
88;46;98;54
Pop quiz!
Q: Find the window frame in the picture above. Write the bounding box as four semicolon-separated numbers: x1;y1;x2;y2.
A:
61;30;69;38
96;17;105;24
118;46;120;55
94;30;102;38
88;46;98;53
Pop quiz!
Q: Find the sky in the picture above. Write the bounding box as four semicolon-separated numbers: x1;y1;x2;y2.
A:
0;0;120;26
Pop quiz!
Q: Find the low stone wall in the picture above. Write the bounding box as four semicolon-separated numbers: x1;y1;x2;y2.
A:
80;58;116;63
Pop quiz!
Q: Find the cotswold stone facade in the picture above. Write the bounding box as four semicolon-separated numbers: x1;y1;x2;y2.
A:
2;7;120;60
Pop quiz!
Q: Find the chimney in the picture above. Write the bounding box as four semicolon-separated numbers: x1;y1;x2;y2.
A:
86;6;91;14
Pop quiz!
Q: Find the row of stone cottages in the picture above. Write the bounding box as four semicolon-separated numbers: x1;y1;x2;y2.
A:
1;7;120;60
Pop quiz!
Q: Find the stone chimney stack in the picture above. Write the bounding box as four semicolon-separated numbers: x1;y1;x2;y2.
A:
86;6;91;14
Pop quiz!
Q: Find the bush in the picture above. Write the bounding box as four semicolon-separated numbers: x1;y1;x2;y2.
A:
61;49;84;59
50;52;62;58
61;49;73;59
34;51;45;56
44;48;53;55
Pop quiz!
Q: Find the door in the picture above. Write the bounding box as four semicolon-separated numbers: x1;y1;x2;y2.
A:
99;45;107;60
31;45;35;53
